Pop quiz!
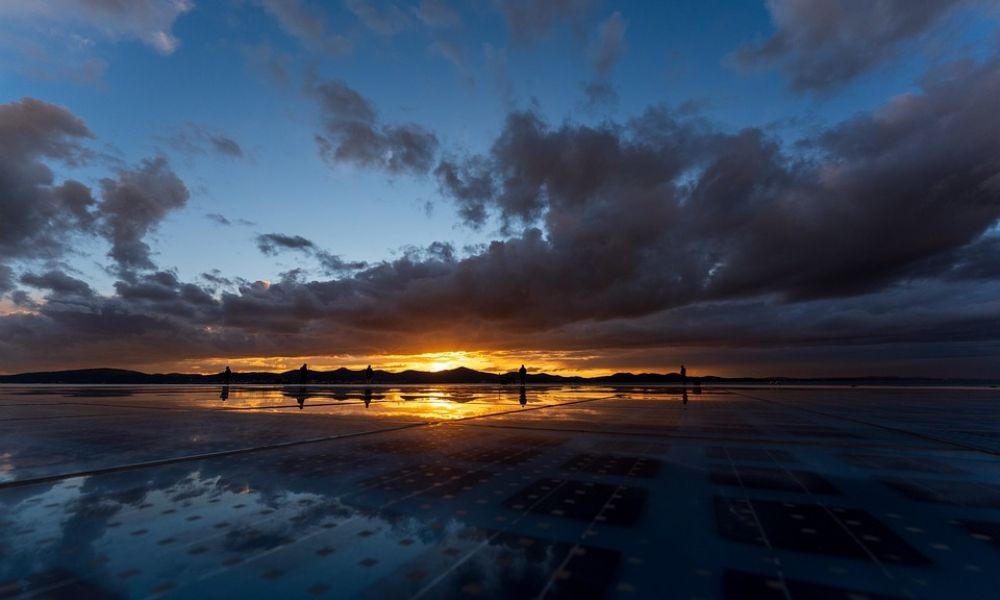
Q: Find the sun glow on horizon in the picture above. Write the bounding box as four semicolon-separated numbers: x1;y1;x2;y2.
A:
127;349;720;378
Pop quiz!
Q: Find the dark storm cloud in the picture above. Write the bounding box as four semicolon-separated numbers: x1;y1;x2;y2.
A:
907;232;1000;281
589;11;627;76
316;252;368;275
0;97;190;294
0;98;97;280
256;233;316;255
256;232;368;275
435;51;1000;307
311;79;439;174
3;53;1000;375
496;0;598;44
20;270;94;298
733;0;968;92
0;265;13;294
258;0;353;55
207;213;255;227
944;234;1000;281
98;157;190;271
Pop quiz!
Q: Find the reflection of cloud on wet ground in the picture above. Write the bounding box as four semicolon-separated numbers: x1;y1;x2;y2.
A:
1;385;999;597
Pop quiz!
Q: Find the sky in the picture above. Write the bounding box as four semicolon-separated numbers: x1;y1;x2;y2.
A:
1;0;999;378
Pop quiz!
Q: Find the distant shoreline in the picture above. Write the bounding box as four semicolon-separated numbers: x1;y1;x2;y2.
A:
0;367;996;387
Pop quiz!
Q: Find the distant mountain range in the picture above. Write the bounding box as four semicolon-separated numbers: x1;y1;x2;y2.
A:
0;367;996;386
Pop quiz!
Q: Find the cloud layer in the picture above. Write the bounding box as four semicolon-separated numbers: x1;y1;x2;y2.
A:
1;3;999;377
311;79;439;174
2;44;999;375
734;0;968;91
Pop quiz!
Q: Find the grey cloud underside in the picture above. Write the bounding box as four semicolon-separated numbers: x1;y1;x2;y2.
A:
0;265;13;294
256;233;316;255
256;232;368;275
0;98;189;281
436;53;1000;303
0;98;96;265
311;79;438;174
99;157;189;271
735;0;969;92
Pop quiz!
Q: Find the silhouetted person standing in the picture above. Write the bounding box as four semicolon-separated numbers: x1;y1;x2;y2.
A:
221;365;232;401
364;364;374;385
680;364;687;386
299;363;308;385
519;364;527;387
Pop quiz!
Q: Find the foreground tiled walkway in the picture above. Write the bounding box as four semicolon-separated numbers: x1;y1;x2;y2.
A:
1;385;998;598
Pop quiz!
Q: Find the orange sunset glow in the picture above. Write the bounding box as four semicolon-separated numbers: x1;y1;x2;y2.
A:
163;350;699;378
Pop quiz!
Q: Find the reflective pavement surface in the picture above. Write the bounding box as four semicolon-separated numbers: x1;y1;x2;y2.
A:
1;385;999;598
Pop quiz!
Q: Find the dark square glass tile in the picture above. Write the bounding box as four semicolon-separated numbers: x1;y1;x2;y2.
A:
447;446;542;466
710;465;839;495
499;435;565;448
272;452;366;478
364;531;620;600
701;425;761;435
957;520;1000;549
1;568;121;600
362;465;493;497
714;497;929;565
882;479;1000;508
705;447;799;463
714;497;764;546
363;438;449;455
592;440;671;455
561;454;661;478
785;427;859;439
504;479;647;526
722;569;903;600
840;453;965;474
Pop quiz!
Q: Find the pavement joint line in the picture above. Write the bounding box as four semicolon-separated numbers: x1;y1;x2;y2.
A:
459;421;968;451
0;394;615;490
732;389;1000;457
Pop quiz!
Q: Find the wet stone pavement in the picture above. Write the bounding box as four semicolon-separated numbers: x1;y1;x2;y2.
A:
0;384;999;599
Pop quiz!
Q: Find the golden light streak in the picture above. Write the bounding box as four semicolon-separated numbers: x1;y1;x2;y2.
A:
147;349;723;378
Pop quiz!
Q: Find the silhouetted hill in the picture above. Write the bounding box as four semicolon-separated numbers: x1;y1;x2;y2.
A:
0;367;996;386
